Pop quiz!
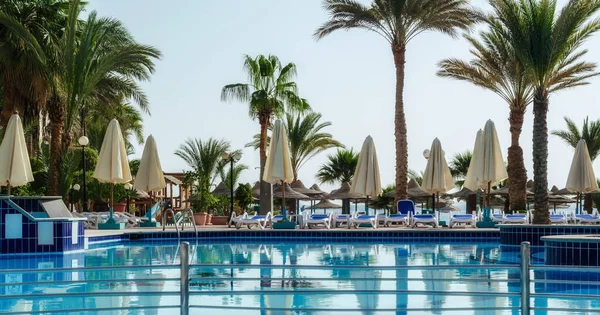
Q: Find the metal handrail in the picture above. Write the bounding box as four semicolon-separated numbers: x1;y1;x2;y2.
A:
162;208;180;238
4;241;600;315
189;263;521;270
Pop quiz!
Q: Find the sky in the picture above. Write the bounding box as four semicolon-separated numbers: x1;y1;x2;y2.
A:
86;0;600;193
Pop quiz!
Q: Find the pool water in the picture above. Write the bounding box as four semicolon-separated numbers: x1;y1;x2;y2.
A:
1;242;598;314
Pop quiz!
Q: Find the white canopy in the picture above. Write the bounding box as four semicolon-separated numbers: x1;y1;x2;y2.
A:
263;120;293;184
134;135;166;192
422;138;454;194
351;136;381;197
566;139;598;193
464;120;507;190
93;119;132;184
0;114;33;190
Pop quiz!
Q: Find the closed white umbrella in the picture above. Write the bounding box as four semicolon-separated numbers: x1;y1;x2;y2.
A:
464;120;508;207
566;139;598;214
94;119;132;229
263;120;293;218
351;136;381;214
422;138;454;212
133;135;166;193
0;114;33;195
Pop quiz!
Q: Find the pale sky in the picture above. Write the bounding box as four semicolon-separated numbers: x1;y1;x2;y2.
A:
87;0;600;193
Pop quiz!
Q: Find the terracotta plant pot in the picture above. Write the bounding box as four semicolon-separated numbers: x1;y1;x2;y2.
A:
211;216;228;225
113;203;127;212
194;213;207;225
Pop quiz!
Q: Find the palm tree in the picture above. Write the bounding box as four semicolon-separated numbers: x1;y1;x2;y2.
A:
43;0;160;195
315;0;476;204
489;0;600;224
221;54;310;214
369;184;395;213
0;0;69;151
448;151;472;188
316;148;359;185
246;112;343;181
218;160;249;190
175;138;231;212
552;117;600;161
438;29;532;210
552;116;600;212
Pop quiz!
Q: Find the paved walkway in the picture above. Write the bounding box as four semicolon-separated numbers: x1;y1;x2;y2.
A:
85;225;499;237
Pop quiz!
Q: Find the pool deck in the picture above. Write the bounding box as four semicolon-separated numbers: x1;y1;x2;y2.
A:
85;226;500;237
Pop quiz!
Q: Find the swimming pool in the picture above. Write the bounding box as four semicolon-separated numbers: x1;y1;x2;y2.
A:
1;241;598;314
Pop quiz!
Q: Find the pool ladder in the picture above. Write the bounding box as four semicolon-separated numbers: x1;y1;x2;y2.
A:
162;207;198;239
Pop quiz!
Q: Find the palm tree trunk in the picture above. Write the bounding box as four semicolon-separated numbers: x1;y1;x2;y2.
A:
392;44;408;205
507;108;527;213
47;95;64;196
1;81;17;129
258;114;272;215
532;89;549;224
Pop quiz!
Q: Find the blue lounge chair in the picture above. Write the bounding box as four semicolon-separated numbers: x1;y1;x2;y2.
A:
397;200;438;228
382;200;413;227
348;212;378;229
449;213;477;228
574;210;600;224
235;212;273;230
140;200;168;227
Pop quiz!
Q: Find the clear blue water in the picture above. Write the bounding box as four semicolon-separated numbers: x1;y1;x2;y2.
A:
1;242;599;314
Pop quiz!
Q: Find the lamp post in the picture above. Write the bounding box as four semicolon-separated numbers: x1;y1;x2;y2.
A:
78;136;89;212
222;152;242;223
70;184;80;212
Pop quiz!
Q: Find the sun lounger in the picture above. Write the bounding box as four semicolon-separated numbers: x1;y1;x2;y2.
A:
492;214;504;223
348;212;378;229
332;214;350;228
574;210;600;224
550;212;568;224
303;212;333;229
383;213;410;227
235;212;272;230
140;200;169;227
449;213;477;228
502;213;529;224
228;212;250;228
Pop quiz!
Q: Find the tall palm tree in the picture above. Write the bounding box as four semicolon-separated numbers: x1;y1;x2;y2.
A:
0;0;69;152
246;112;343;181
315;0;476;204
175;138;231;211
552;116;600;212
221;54;310;214
489;0;600;224
438;29;532;210
317;148;358;185
448;151;472;188
44;0;160;195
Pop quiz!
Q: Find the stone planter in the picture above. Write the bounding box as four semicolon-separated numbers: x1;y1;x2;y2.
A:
211;216;228;225
194;213;207;225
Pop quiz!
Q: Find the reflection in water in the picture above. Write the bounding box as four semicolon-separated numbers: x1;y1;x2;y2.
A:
0;242;599;314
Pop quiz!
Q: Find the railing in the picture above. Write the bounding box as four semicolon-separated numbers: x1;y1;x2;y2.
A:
0;242;599;314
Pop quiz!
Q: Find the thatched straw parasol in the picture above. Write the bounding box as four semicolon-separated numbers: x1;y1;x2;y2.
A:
291;180;321;196
449;187;475;199
211;182;232;196
310;183;325;195
550;185;560;194
314;199;342;209
328;182;364;200
273;183;309;200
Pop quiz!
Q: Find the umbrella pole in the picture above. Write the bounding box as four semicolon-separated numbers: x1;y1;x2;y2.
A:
107;183;116;224
7;183;11;197
281;181;286;220
365;196;369;216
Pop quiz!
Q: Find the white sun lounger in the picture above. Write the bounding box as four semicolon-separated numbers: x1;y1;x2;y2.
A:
502;213;529;224
303;212;333;229
550;212;568;224
574;210;600;224
332;214;351;228
348;213;378;229
228;212;251;228
449;213;477;228
492;214;504;223
383;213;410;227
235;212;272;230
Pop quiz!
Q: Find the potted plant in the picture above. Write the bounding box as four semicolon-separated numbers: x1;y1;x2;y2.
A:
210;195;231;225
111;184;129;212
